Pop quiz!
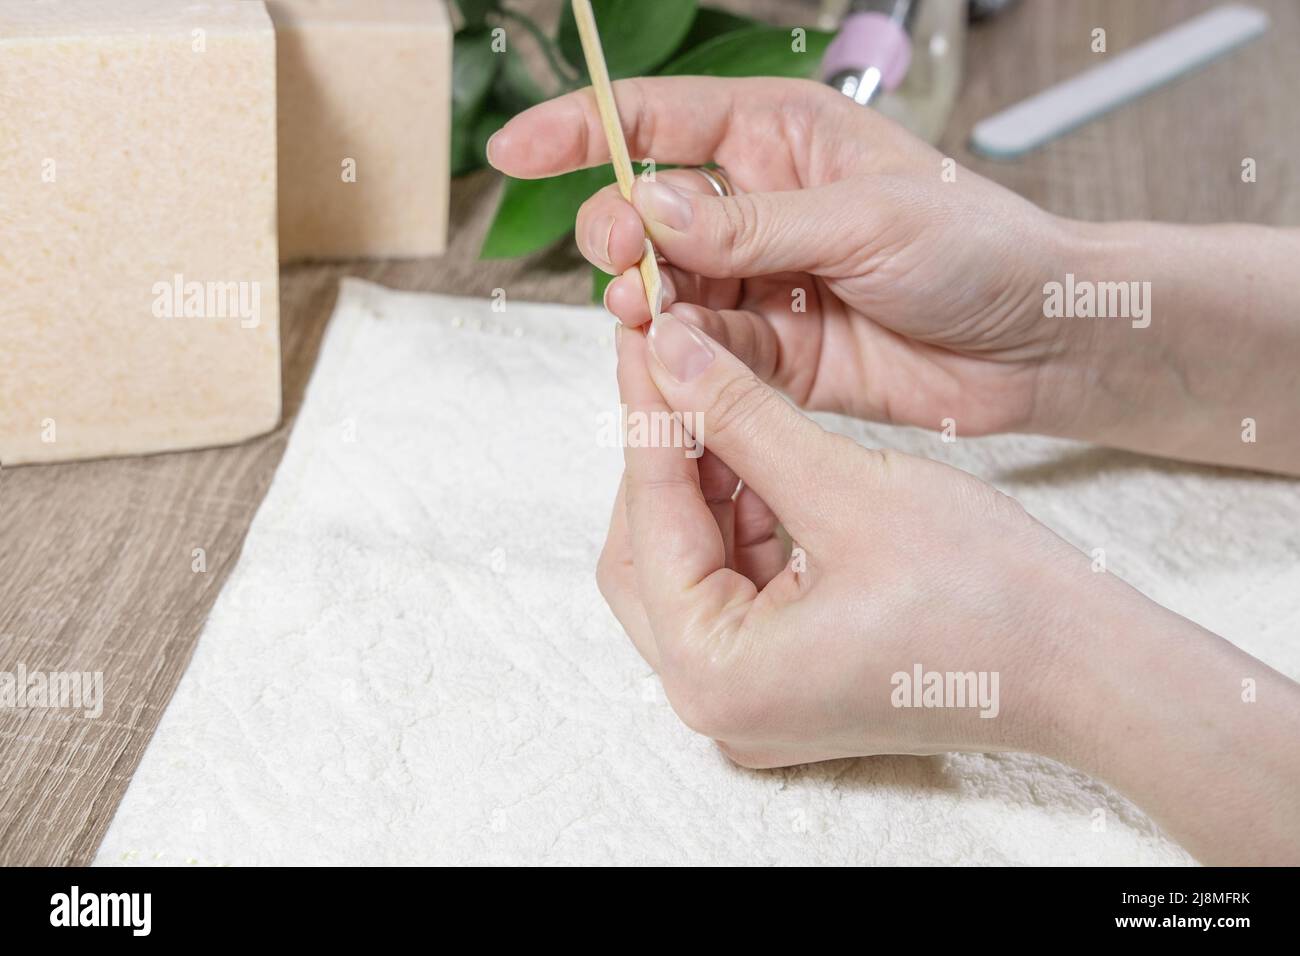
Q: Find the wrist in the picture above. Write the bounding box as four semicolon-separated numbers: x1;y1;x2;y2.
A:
1027;217;1300;473
1012;213;1113;439
1039;572;1193;772
1018;215;1147;441
1040;567;1300;863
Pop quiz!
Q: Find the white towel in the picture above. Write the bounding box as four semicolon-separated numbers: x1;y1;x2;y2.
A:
95;278;1300;866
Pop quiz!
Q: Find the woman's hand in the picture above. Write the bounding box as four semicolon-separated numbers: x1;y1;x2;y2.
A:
489;75;1300;474
603;315;1300;864
601;313;1103;766
489;75;1067;437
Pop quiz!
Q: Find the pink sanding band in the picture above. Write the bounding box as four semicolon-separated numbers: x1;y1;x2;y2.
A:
819;11;913;91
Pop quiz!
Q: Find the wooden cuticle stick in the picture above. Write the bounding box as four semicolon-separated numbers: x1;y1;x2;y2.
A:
570;0;665;320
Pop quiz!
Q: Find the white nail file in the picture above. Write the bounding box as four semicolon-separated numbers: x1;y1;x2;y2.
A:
971;4;1269;159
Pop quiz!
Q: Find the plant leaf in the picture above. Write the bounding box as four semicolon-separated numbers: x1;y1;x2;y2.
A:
660;25;832;78
451;121;478;176
558;0;699;80
481;165;616;259
474;109;510;151
454;103;512;178
451;29;501;176
675;7;757;55
453;0;498;30
491;45;547;115
453;28;500;123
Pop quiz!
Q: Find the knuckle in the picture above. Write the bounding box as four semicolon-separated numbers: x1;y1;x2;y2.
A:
833;439;904;490
625;79;655;160
626;470;699;500
986;484;1031;524
717;194;761;263
707;373;777;446
864;443;902;479
790;75;846;111
574;97;594;163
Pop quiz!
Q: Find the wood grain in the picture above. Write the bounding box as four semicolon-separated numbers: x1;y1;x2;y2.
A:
1;0;1296;866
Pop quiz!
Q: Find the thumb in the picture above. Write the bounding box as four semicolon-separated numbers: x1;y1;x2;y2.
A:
645;309;860;545
631;177;865;279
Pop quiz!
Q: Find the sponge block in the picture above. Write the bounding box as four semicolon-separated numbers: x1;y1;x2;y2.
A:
269;0;453;261
0;0;281;465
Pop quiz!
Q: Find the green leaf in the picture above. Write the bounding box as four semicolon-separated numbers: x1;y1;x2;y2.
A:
453;0;497;30
450;28;501;176
453;28;500;125
481;165;616;259
491;45;546;115
591;267;614;303
469;108;510;171
660;25;833;78
558;0;699;80
451;121;478;176
676;7;757;55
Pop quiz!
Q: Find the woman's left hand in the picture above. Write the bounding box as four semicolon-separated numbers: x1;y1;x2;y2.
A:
600;313;1112;766
599;315;1300;866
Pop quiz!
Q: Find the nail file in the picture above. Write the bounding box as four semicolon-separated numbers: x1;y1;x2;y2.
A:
970;3;1269;159
570;0;665;318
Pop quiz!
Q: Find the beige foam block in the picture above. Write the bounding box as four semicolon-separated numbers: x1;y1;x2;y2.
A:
0;0;281;466
268;0;452;261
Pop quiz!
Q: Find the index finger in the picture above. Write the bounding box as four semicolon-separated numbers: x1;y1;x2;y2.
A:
487;75;786;180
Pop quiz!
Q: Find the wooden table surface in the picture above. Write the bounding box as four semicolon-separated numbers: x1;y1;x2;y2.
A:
2;0;1296;866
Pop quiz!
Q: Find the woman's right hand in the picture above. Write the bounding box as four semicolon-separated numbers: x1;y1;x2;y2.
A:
489;75;1075;437
491;74;1300;473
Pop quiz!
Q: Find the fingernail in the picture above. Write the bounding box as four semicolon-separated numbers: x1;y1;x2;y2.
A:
648;312;713;383
614;321;623;350
633;180;693;232
588;214;615;267
485;130;503;167
602;275;615;313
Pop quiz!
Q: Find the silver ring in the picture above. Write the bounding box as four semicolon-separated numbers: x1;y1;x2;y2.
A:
690;165;735;198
